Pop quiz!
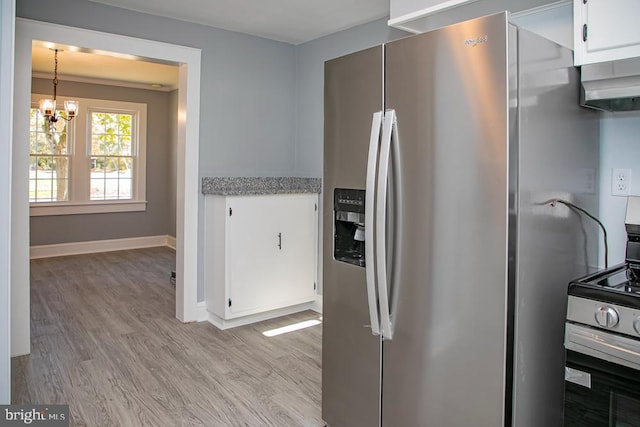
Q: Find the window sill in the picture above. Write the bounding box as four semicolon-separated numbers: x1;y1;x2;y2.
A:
30;200;147;216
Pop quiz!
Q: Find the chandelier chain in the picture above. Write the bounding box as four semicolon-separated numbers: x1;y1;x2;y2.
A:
39;47;77;125
53;49;59;102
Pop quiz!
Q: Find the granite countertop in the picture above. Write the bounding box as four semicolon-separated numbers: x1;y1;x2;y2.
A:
202;177;321;196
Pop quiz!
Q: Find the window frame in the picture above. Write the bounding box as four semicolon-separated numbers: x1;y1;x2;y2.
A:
29;94;147;216
28;106;74;204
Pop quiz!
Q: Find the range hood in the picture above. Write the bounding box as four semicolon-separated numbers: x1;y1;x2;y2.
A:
581;57;640;112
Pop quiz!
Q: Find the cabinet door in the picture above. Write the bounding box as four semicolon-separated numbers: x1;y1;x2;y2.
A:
226;195;280;317
574;0;640;65
271;194;318;306
226;194;317;317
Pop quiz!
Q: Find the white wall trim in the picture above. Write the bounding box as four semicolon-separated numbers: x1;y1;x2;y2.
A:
0;0;15;402
195;301;210;322
30;235;176;259
166;235;177;250
205;301;318;330
30;201;147;216
12;14;30;358
311;295;322;314
14;18;202;356
33;71;177;92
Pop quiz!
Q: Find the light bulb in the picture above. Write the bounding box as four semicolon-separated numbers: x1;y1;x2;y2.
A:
39;99;56;117
64;100;78;118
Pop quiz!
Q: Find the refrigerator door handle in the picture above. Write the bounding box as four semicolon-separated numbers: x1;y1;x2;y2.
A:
365;111;383;336
376;109;395;340
389;112;402;338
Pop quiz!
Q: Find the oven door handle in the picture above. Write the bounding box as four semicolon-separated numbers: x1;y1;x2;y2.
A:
565;323;640;371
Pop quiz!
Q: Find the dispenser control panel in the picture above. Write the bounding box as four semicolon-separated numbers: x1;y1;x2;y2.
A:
333;188;366;267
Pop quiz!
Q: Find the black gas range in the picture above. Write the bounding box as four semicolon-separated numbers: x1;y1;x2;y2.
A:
563;197;640;427
570;261;640;301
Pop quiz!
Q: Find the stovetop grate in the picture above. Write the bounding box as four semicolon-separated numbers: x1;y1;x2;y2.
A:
569;263;640;308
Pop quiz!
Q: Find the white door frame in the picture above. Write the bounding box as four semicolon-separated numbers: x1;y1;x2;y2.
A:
0;0;15;402
13;19;203;356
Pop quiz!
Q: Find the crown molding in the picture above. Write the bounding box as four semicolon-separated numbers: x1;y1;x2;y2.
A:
32;71;177;92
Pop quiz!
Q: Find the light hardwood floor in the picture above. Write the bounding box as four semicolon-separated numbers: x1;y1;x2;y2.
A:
12;247;324;426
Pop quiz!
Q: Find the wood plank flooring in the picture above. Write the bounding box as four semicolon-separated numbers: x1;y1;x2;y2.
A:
12;247;324;426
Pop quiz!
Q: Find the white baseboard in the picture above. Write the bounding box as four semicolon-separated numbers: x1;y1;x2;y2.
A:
30;235;177;259
195;301;209;322
311;295;322;313
204;301;318;330
166;235;176;250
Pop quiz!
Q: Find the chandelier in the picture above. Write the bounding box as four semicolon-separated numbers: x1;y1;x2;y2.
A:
39;49;78;126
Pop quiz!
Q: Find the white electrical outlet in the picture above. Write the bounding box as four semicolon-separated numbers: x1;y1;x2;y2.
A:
612;168;631;196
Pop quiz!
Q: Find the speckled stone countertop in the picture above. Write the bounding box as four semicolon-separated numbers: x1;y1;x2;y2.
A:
202;177;321;196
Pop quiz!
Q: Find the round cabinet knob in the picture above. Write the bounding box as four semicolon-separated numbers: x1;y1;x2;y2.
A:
634;318;640;336
594;306;619;328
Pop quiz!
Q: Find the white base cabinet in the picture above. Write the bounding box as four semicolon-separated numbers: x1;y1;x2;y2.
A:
204;193;318;324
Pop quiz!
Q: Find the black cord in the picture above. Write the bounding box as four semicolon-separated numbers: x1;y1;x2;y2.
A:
548;199;608;269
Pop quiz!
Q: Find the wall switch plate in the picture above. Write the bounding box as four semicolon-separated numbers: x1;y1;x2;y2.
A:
612;168;631;197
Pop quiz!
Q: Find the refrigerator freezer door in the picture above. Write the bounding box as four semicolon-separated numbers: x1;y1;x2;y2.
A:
322;46;383;427
382;13;510;426
365;111;383;337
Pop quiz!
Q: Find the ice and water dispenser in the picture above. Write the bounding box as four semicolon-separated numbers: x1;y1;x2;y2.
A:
333;188;366;267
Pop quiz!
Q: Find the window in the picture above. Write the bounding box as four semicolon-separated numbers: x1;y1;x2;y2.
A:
30;95;147;216
90;111;134;201
29;108;71;203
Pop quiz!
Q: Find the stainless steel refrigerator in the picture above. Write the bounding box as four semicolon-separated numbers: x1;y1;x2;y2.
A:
322;12;600;427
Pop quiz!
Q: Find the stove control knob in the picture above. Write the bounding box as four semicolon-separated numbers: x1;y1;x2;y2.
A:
634;318;640;336
595;306;619;328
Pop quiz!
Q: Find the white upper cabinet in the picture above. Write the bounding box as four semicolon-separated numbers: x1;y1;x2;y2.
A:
388;0;564;34
574;0;640;65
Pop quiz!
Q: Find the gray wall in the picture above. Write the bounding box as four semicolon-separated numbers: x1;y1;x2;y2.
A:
599;111;640;266
169;89;178;238
293;19;409;176
30;78;175;245
18;0;297;179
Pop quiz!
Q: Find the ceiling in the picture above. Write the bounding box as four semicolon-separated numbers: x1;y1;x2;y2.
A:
87;0;390;45
33;0;389;90
32;42;180;91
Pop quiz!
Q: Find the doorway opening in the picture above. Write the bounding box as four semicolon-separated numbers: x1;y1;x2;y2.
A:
13;18;202;356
